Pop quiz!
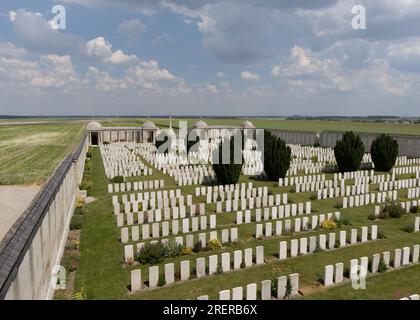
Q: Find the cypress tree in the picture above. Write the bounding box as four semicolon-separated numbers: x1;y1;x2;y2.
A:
334;131;364;172
263;131;291;181
212;134;243;185
371;134;398;172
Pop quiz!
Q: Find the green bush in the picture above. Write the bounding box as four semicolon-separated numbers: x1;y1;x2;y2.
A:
378;258;388;273
137;242;167;264
192;241;202;253
110;176;124;183
401;224;415;233
70;215;82;230
165;239;184;258
74;207;84;215
212;135;243;185
158;274;166;287
80;180;92;195
84;160;92;171
263;131;291;181
368;213;377;221
410;206;418;214
103;141;110;145
382;199;405;218
377;230;386;239
370;134;398;172
334;131;364;173
86;151;92;158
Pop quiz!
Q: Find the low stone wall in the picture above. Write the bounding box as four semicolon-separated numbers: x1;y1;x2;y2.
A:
0;133;88;300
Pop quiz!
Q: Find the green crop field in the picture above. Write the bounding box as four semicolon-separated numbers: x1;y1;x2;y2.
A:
70;147;420;300
0;123;85;185
100;117;420;136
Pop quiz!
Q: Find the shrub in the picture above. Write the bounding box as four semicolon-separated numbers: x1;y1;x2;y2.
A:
86;151;92;158
382;199;405;219
378;258;388;273
74;207;83;215
207;239;222;251
80;180;92;194
289;187;296;193
182;247;193;255
410;206;418;214
70;215;82;230
377;230;386;239
110;176;124;183
401;224;415;233
75;196;84;209
137;242;167;264
263;131;291;181
240;261;246;269
84;160;93;171
212;135;243;185
314;243;323;253
74;288;87;300
192;241;202;253
321;219;337;230
102;141;110;145
368;213;377;221
158;274;166;287
334;131;364;173
215;264;223;275
165;239;183;258
334;203;343;209
310;194;317;200
370;134;398;172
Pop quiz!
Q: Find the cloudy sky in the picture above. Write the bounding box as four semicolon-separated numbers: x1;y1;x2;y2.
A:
1;0;420;116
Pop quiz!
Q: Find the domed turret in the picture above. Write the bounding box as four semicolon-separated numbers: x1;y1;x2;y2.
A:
194;120;208;129
87;121;102;129
143;120;157;130
241;120;255;129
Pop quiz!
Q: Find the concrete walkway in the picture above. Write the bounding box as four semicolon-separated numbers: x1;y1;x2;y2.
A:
0;185;40;242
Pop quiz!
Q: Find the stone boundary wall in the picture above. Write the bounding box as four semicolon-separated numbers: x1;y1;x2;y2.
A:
266;129;420;157
267;129;318;146
0;133;88;300
320;131;420;157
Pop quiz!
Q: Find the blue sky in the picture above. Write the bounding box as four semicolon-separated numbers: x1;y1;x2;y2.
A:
1;0;420;116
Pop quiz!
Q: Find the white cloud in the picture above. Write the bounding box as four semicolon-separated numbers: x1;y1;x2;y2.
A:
241;71;260;80
0;42;27;57
216;72;226;78
117;19;146;43
85;36;137;64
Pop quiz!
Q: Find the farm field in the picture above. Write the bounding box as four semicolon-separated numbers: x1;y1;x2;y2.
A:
0;123;85;185
100;117;420;136
70;147;420;300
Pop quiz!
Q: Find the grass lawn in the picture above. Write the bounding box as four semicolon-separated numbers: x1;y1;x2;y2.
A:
0;123;84;185
73;147;420;300
100;117;420;136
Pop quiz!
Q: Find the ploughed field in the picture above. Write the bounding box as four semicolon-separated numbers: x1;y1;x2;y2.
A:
0;123;84;185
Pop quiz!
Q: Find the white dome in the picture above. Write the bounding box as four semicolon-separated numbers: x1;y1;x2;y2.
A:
194;120;208;129
143;120;157;130
158;128;176;137
241;120;255;128
87;121;101;129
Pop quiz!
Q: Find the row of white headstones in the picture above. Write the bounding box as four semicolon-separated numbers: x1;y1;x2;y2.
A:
323;244;420;287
